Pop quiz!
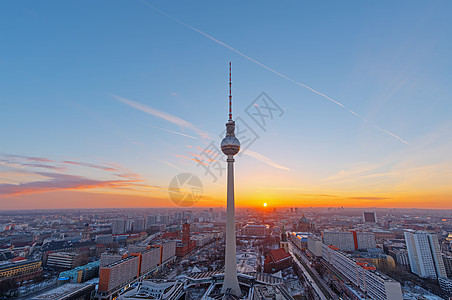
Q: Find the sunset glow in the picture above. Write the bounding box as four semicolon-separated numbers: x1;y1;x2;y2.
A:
1;2;451;210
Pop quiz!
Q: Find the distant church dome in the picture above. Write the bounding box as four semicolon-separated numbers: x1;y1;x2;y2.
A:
299;214;309;224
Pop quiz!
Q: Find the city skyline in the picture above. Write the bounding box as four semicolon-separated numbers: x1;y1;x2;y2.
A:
1;1;452;210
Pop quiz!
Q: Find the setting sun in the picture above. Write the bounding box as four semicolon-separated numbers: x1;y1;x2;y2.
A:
263;203;267;207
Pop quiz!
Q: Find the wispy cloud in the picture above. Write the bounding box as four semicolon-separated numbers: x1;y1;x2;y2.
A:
0;154;146;197
140;0;408;145
347;196;390;201
111;94;200;132
1;154;124;173
3;154;54;163
61;160;119;172
0;172;141;197
243;149;290;171
321;162;384;182
299;193;338;198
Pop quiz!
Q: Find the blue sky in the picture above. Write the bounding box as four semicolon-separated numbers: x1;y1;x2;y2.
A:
1;1;451;209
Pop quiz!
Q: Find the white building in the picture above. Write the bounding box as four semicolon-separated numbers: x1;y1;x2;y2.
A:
307;235;322;257
356;232;377;250
100;253;123;268
404;230;447;279
322;231;376;251
133;218;145;232
112;219;126;235
323;231;355;251
46;252;81;269
322;244;403;300
192;234;214;247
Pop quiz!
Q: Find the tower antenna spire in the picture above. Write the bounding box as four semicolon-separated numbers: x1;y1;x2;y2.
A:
229;62;232;121
221;62;241;296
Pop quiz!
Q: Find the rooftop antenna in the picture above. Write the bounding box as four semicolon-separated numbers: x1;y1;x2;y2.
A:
229;62;232;121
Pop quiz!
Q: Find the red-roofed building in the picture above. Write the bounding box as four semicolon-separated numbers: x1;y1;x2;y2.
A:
264;248;293;273
162;231;180;239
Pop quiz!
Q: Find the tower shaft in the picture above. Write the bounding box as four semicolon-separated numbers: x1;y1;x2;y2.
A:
221;155;241;296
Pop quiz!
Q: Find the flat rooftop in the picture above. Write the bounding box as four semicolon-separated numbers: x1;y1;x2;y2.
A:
31;283;94;300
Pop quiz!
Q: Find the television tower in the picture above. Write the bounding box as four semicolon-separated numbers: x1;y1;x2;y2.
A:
220;62;241;296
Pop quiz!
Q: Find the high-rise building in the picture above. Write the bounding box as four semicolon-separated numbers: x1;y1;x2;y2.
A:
322;244;403;300
159;215;170;226
158;241;176;265
363;211;377;223
112;219;126;235
140;248;160;275
98;255;140;293
220;62;241;297
322;230;376;251
100;253;123;268
443;253;452;278
404;230;447;279
125;219;134;233
355;231;377;249
183;211;192;221
133;218;145;232
323;231;355;251
174;212;183;220
146;215;157;227
307;235;323;257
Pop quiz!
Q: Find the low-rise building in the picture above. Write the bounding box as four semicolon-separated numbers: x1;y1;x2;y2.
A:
46;252;84;269
31;282;96;300
389;248;410;268
241;224;270;237
290;232;312;250
117;280;183;299
0;258;42;284
264;248;292;273
58;261;100;284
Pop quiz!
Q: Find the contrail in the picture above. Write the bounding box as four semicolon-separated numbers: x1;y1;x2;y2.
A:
243;149;290;171
111;94;200;132
150;125;197;139
140;0;408;145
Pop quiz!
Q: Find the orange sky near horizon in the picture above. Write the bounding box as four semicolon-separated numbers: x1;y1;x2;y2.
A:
1;188;451;211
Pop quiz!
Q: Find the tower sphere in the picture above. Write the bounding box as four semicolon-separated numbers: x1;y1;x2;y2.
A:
221;136;240;156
